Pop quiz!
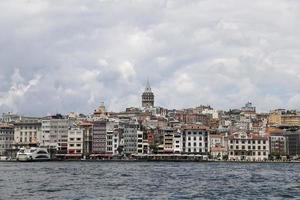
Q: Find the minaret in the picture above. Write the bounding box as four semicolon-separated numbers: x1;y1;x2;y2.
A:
142;80;154;108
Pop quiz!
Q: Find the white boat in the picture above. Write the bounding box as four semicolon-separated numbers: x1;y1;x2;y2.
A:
16;147;50;161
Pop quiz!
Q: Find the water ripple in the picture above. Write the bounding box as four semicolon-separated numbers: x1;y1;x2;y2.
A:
0;162;300;199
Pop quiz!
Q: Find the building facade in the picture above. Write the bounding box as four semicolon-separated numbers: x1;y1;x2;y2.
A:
14;118;42;148
41;117;69;154
228;132;269;161
284;130;300;158
182;125;210;155
92;120;107;154
67;126;83;155
123;121;139;155
0;123;14;156
269;134;286;157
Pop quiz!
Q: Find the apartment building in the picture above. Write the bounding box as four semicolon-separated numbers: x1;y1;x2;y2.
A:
0;123;14;156
41;116;69;154
123;121;139;155
67;126;83;155
228;131;269;161
182;124;210;155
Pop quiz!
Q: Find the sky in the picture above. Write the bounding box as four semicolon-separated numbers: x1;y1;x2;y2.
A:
0;0;300;116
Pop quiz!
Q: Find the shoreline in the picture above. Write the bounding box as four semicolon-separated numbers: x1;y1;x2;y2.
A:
1;159;299;163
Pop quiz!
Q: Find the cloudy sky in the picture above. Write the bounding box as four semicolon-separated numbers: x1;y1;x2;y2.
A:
0;0;300;116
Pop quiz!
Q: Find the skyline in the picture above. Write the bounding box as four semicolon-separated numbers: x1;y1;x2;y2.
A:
0;0;300;115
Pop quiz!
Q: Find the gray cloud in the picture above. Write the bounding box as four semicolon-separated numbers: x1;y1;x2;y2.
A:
0;0;300;115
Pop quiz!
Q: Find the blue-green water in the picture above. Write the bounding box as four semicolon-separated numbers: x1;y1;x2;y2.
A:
0;162;299;199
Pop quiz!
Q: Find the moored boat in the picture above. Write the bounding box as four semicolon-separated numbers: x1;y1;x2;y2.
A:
16;147;50;161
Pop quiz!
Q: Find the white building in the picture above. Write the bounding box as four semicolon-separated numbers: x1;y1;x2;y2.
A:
106;120;120;156
41;117;69;154
67;127;83;155
173;132;183;154
13;118;42;147
112;130;120;155
182;125;210;155
137;131;149;154
228;131;269;161
202;108;219;119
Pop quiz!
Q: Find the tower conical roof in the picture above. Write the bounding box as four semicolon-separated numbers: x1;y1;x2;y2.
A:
145;79;152;92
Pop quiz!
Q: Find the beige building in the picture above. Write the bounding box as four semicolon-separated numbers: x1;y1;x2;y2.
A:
13;118;42;147
268;110;300;126
228;131;269;161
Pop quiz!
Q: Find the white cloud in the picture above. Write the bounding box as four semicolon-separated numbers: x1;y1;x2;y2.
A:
0;0;300;115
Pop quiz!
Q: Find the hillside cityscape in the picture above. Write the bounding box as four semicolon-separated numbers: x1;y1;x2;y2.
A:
1;81;300;161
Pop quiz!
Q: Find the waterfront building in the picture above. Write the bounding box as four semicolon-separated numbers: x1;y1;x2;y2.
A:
92;120;107;154
41;115;69;154
142;80;154;108
228;131;269;161
284;130;300;158
14;118;42;148
269;133;286;157
210;133;228;159
123;121;139;155
67;126;83;156
0;123;14;156
163;128;175;153
137;130;149;154
182;124;210;155
106;119;121;155
173;132;183;154
79;121;93;157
